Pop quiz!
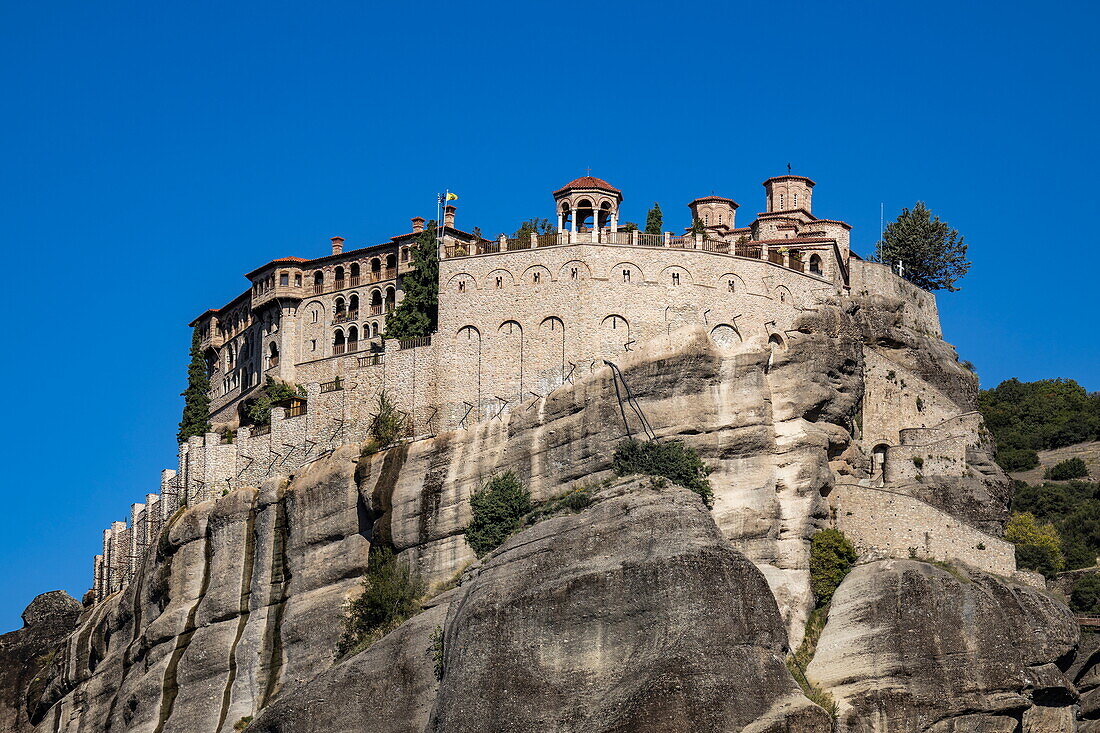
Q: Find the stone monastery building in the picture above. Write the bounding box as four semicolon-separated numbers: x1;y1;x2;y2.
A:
93;173;972;599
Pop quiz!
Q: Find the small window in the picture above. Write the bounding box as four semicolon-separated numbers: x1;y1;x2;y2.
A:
533;272;541;284
622;269;631;283
704;213;709;225
793;193;798;206
671;272;680;285
279;273;289;287
295;274;302;286
311;309;319;323
718;214;723;225
570;267;578;280
311;339;317;351
779;194;784;208
495;276;503;288
458;280;466;292
727;279;736;292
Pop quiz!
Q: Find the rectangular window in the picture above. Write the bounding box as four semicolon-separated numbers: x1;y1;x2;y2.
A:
672;272;680;285
496;276;503;288
570;267;578;280
279;273;289;286
623;270;631;283
533;272;541;284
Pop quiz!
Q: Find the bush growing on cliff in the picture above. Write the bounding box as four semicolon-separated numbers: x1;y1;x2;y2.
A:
368;390;407;449
1071;575;1100;613
1045;457;1089;481
337;546;425;658
465;472;533;557
612;439;714;507
1005;511;1065;577
809;529;857;608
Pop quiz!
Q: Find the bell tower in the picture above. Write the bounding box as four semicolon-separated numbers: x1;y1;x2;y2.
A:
763;175;815;214
553;175;623;243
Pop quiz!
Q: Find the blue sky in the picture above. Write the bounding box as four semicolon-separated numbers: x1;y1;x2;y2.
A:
1;0;1097;630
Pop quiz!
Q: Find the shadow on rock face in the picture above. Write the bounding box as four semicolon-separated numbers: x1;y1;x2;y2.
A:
427;477;832;733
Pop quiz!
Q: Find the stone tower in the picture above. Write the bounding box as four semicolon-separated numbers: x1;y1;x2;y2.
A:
763;175;814;213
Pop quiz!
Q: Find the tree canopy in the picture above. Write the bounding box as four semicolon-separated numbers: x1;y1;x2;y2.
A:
1005;510;1065;576
644;202;663;235
384;222;439;340
874;201;970;291
978;378;1100;470
1012;480;1100;570
513;217;553;239
178;328;212;443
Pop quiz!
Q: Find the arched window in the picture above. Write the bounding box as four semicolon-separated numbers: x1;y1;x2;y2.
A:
313;271;324;293
778;194;784;209
349;293;359;317
384;287;396;312
267;342;280;368
809;254;823;276
334;296;346;318
385;253;397;276
371;321;379;338
333;329;346;355
348;325;359;351
334;266;345;287
370;258;382;282
370;289;383;315
294;273;302;287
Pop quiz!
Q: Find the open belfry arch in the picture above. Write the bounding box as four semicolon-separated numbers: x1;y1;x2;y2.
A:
553;176;623;242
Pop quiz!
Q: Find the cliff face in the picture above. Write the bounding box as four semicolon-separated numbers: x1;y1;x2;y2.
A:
4;294;1083;732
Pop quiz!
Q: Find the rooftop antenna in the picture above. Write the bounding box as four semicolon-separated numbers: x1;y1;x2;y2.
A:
879;202;884;246
585;166;591;176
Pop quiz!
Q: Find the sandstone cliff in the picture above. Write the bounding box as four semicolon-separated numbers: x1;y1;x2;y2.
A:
2;293;1086;731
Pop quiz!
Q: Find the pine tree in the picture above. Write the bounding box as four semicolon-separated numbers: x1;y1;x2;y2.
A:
384;222;439;339
178;328;212;443
644;202;663;234
874;202;970;292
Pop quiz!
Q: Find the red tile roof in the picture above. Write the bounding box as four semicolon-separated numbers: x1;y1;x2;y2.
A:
554;176;622;196
762;175;816;187
690;195;739;207
245;257;309;278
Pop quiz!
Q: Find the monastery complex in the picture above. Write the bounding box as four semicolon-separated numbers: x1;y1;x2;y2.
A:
92;173;1010;601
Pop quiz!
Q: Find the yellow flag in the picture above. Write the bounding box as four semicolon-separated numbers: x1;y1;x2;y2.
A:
446;192;459;201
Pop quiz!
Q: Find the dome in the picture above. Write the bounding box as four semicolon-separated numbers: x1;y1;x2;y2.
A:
553;176;622;197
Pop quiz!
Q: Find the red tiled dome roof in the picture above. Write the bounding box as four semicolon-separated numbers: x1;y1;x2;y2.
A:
554;176;621;196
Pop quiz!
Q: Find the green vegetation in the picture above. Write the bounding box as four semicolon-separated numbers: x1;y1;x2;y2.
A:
178;328;212;443
384;222;439;339
430;625;445;680
978;378;1100;470
786;605;839;723
873;201;970;292
644;202;663;234
465;472;533;557
337;546;425;658
690;218;706;235
1005;511;1065;577
612;439;713;507
233;716;253;731
243;377;305;427
365;390;407;453
1071;574;1100;613
809;529;857;607
464;475;600;557
1012;481;1100;570
1046;457;1089;481
513;217;554;239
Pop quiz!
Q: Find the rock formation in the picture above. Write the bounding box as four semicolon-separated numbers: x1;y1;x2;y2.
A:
2;292;1088;731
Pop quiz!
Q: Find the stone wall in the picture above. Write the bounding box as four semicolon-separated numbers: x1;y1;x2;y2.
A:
831;482;1015;575
850;259;942;337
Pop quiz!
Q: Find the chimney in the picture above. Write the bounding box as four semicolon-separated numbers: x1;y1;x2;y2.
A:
411;216;425;233
444;204;456;229
330;236;345;255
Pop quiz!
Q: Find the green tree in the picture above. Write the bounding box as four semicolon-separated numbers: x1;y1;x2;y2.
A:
809;529;857;607
978;378;1100;464
690;218;706;235
368;390;407;449
1071;574;1100;613
178;328;212;443
874;201;970;291
384;222;439;340
1045;457;1089;481
612;439;713;507
513;217;554;239
243;376;305;427
1005;511;1065;576
465;472;533;556
336;546;425;657
644;202;663;234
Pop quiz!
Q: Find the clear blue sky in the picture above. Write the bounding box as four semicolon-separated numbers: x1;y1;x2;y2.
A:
1;0;1097;630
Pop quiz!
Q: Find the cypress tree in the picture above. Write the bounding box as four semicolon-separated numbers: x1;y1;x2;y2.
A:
178;328;212;443
384;222;439;339
874;202;970;292
644;202;663;234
